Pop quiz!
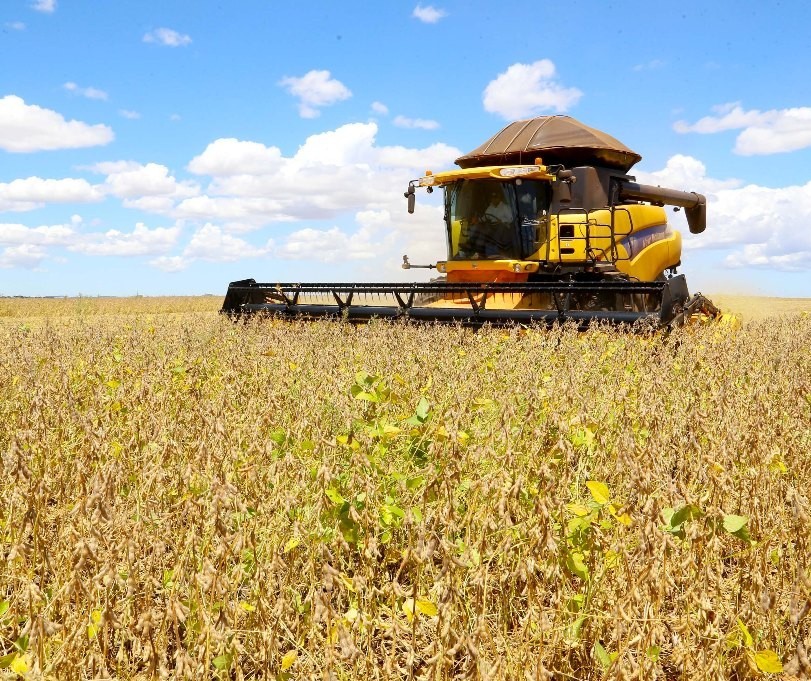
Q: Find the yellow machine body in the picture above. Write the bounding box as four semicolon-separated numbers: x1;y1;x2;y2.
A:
418;166;684;310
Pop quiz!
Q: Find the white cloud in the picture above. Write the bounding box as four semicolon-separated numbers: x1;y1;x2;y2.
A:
183;223;270;261
30;0;56;13
0;222;75;246
63;82;108;101
724;245;811;272
279;70;351;118
483;60;583;119
0;218;181;269
637;154;811;272
143;27;191;47
674;103;811;155
181;122;460;229
119;109;141;120
0;177;103;212
187;138;283;176
412;4;447;23
99;162;199;201
276;226;377;261
0;244;47;269
0;219;73;269
375;142;459;170
5;21;26;30
68;222;182;257
169;113;182;122
393;115;440;130
371;101;389;115
0;95;114;152
149;255;187;272
634;155;742;194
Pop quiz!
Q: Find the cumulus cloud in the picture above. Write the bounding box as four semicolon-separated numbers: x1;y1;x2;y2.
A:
143;27;191;47
119;109;141;120
483;60;582;119
0;218;181;267
149;255;187;272
279;70;351;118
68;222;182;257
674;103;811;155
393;115;440;130
0;244;47;269
182;122;460;230
634;154;742;194
0;177;104;212
0;221;75;247
276;226;377;261
183;223;271;262
30;0;56;13
187;138;283;176
5;21;26;30
0;95;114;152
371;101;389;115
637;154;811;271
97;162;199;201
412;4;447;23
63;82;108;101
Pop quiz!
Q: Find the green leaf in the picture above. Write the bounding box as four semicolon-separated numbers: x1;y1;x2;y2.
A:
0;600;8;618
405;475;424;491
723;514;753;542
564;614;585;644
13;635;28;653
351;389;379;402
723;514;748;534
566;551;590;580
646;645;661;661
269;429;287;445
754;649;783;673
0;653;17;669
415;396;430;421
586;480;610;505
325;487;346;505
670;503;702;527
593;641;612;669
212;653;233;671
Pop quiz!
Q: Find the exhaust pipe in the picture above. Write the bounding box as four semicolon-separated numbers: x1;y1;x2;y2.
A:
618;181;707;234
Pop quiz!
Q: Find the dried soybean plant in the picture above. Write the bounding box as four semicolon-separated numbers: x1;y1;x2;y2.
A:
0;298;809;680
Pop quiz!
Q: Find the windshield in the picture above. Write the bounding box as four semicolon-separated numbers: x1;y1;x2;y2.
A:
445;179;551;260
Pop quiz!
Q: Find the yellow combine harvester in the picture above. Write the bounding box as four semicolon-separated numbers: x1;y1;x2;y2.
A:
222;115;719;327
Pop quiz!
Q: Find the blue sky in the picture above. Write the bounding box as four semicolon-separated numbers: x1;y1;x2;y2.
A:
2;0;811;297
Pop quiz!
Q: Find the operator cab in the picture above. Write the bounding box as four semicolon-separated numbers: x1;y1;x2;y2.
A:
445;179;552;261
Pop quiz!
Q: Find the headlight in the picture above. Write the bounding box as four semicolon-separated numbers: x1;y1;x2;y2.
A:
436;262;446;273
513;263;522;272
420;176;435;186
499;166;540;177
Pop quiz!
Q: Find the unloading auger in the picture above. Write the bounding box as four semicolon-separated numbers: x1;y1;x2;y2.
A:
221;115;720;328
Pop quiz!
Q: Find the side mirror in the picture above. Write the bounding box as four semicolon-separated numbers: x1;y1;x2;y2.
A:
554;170;575;204
554;180;572;204
404;184;416;214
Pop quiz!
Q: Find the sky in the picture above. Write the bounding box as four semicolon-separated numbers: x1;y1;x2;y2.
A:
2;0;811;297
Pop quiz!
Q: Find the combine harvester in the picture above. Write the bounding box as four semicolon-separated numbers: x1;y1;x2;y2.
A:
222;115;720;328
